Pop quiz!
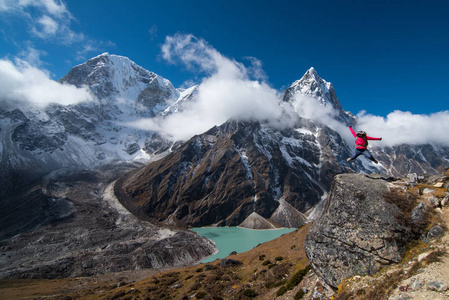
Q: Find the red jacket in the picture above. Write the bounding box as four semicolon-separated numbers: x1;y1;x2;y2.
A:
349;127;381;149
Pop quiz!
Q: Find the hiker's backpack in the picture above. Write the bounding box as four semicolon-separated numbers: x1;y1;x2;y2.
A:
355;131;368;148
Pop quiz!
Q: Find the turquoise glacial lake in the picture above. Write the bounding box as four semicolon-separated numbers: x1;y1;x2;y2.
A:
191;227;296;263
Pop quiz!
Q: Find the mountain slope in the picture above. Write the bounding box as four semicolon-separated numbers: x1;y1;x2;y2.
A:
114;117;350;228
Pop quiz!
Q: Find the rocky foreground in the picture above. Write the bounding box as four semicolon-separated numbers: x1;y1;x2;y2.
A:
1;170;448;299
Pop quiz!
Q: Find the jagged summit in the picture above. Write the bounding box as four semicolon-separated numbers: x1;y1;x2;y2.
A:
282;67;353;124
284;67;339;108
301;67;320;82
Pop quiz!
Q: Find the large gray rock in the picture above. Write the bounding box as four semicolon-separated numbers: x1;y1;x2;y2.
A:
304;173;413;289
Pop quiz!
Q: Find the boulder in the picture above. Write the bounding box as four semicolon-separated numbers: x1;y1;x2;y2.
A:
220;258;243;268
304;174;413;289
411;202;426;224
427;225;444;240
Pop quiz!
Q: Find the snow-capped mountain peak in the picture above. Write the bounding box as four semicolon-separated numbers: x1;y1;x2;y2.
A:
60;53;179;112
287;67;336;107
282;68;352;124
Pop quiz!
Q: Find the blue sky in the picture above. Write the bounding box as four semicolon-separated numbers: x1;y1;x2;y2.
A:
0;0;448;118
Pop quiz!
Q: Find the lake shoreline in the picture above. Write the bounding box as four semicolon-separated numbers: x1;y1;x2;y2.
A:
190;226;297;263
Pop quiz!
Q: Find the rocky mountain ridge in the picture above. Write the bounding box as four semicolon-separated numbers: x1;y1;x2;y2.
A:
115;119;343;228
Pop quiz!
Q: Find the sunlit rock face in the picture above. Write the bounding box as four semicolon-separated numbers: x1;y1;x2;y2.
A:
304;174;414;288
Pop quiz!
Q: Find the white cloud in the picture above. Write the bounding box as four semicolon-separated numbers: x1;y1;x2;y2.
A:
159;78;282;141
0;0;83;44
0;58;94;108
17;46;47;67
244;56;268;82
288;93;353;141
354;110;449;147
290;94;449;148
292;94;338;124
161;34;240;76
33;15;59;37
141;34;284;141
37;0;68;17
145;34;449;147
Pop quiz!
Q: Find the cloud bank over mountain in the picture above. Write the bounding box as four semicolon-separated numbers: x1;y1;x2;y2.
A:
0;58;93;107
0;30;448;147
355;110;449;147
132;34;284;141
157;34;449;147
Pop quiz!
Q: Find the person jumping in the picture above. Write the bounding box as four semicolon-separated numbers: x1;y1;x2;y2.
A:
347;126;382;164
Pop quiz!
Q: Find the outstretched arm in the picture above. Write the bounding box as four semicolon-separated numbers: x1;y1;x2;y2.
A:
349;126;356;138
366;136;382;141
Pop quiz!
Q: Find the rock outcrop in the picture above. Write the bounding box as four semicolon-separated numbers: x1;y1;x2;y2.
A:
304;173;414;289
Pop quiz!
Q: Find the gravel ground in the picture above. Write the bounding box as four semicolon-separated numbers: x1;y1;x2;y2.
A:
0;162;215;280
389;206;449;300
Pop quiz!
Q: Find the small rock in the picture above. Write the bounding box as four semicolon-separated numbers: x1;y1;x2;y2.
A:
406;173;418;187
220;258;243;268
407;173;418;183
427;281;448;292
441;197;449;206
411;202;426;224
417;251;432;262
423;188;434;194
427;225;444;239
312;288;322;299
170;282;183;289
410;278;425;290
434;182;444;188
394;295;413;300
429;197;441;207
